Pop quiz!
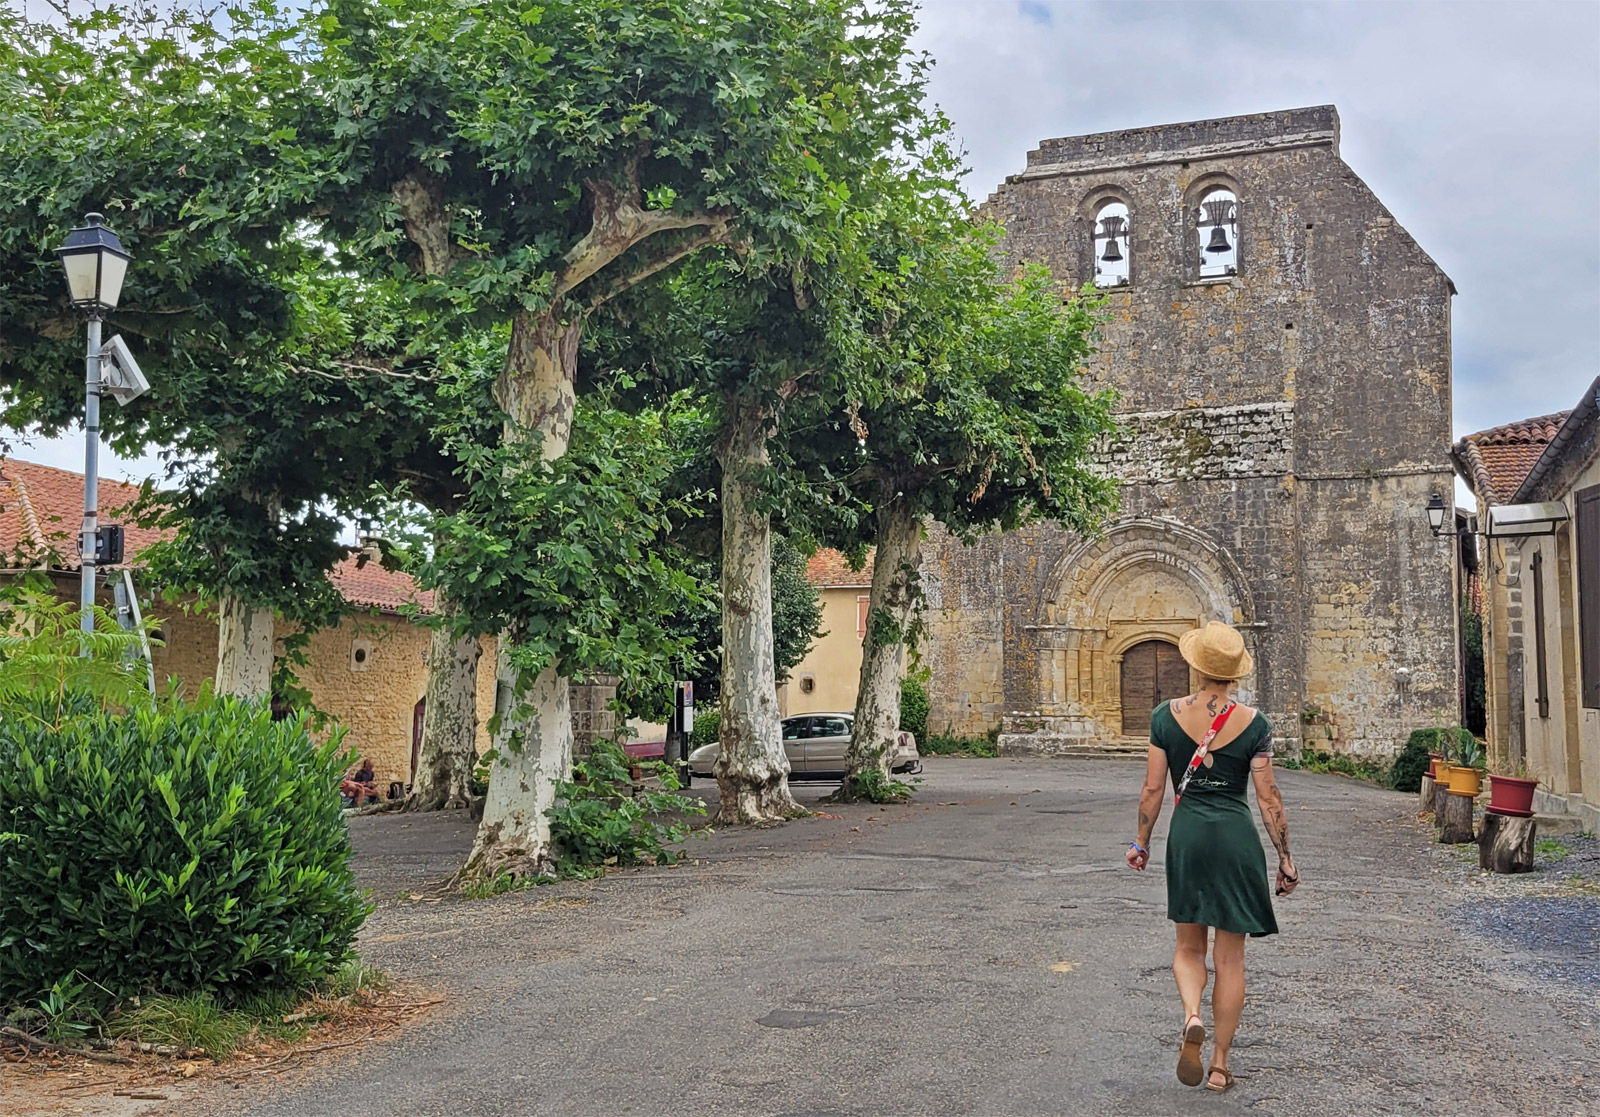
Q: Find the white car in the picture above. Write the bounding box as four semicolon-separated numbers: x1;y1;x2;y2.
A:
686;712;920;782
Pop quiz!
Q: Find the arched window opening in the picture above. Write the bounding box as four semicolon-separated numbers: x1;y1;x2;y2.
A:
1092;201;1130;288
1196;188;1239;278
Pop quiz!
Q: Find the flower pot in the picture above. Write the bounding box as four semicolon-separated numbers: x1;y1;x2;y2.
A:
1446;765;1482;798
1428;754;1447;780
1488;773;1537;815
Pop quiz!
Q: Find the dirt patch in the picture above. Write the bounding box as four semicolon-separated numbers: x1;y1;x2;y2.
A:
1;987;442;1116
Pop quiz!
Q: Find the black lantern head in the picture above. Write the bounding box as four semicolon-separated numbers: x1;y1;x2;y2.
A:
1426;491;1449;536
55;213;130;314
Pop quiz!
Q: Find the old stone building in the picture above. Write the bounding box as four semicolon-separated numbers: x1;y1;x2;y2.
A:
920;106;1458;757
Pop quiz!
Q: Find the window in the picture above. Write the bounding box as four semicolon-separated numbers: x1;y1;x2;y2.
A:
1196;187;1239;279
1578;485;1600;708
1533;548;1549;718
782;717;812;741
1092;200;1130;288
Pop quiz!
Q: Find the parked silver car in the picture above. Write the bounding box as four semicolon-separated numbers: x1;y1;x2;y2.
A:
686;712;920;782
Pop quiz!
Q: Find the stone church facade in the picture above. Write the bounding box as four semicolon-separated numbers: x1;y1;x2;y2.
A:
920;106;1458;757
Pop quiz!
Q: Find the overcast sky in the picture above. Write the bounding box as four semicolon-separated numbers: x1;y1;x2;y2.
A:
9;0;1598;485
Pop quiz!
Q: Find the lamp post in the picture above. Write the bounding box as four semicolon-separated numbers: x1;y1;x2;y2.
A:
54;213;131;633
1426;491;1449;537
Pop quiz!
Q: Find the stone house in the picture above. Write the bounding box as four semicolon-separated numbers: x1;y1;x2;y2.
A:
919;106;1458;756
0;458;495;791
1454;380;1600;831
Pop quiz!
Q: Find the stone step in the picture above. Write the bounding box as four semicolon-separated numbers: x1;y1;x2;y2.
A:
1533;812;1586;838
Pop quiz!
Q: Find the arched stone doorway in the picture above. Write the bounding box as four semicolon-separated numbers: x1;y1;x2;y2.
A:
1016;518;1257;747
1120;639;1189;736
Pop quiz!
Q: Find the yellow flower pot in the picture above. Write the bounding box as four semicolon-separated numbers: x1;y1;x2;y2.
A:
1446;765;1482;798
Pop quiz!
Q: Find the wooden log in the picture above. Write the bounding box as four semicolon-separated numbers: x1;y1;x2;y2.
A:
1419;774;1436;814
1438;791;1476;843
1478;811;1538;873
1432;780;1450;821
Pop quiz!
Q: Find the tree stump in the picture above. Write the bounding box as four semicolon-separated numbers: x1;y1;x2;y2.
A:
1438;791;1475;843
1432;781;1450;820
1478;811;1537;873
1419;774;1436;814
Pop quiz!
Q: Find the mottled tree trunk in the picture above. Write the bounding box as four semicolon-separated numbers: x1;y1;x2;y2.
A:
404;584;481;812
214;594;274;701
839;500;922;800
714;395;801;824
460;312;580;881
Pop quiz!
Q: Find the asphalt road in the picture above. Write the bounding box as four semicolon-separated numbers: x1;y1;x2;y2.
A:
200;758;1599;1117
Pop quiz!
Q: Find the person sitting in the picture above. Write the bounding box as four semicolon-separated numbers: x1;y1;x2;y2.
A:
341;759;380;808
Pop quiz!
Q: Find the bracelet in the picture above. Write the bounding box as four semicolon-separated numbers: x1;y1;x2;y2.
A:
1128;840;1146;854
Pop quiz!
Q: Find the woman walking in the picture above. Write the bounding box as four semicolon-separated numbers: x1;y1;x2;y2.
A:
1124;621;1298;1093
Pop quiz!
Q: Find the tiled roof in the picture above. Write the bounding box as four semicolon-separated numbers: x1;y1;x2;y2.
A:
1452;412;1570;505
0;458;429;614
329;554;434;613
0;458;162;568
806;548;874;587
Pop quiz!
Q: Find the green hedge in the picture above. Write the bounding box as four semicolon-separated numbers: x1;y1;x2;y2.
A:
0;698;368;1009
899;675;929;743
1391;726;1475;792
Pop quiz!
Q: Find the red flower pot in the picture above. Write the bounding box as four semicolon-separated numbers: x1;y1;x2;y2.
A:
1488;774;1538;816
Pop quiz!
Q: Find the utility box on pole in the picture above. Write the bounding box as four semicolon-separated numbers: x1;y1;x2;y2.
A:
665;681;694;784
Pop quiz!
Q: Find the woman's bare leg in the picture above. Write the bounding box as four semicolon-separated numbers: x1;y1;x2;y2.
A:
1172;922;1210;1029
1210;929;1247;1084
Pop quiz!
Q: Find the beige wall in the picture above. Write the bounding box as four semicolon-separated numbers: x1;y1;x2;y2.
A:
783;585;868;717
1517;456;1600;813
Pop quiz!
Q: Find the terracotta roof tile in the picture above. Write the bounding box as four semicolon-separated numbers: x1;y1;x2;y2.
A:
0;458;429;614
1453;412;1569;505
806;548;874;587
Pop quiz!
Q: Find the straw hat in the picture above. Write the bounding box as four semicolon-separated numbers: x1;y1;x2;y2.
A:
1178;621;1254;681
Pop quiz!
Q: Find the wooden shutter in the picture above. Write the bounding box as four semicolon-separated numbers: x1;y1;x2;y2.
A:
857;595;871;641
1578;485;1600;709
1532;549;1549;718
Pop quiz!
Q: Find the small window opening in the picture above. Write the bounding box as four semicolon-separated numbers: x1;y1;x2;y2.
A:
799;674;816;694
1196;188;1239;279
1092;201;1130;288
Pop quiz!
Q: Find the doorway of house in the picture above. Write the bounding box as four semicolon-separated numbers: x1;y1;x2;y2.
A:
1120;639;1190;737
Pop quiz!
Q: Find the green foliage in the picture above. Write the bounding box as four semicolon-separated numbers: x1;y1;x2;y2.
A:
922;727;1000;758
1536;838;1569;862
545;740;704;877
1453;733;1485;770
1390;732;1434;792
421;399;707;694
849;765;915;804
1283;749;1390;784
690;705;722;749
0;697;368;1010
0;586;156;729
899;673;930;744
105;990;300;1059
1461;600;1487;736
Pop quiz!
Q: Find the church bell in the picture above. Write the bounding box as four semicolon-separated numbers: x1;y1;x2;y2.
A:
1100;234;1124;262
1205;223;1231;254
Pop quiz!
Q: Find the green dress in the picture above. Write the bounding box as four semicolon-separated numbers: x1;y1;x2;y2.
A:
1153;701;1279;937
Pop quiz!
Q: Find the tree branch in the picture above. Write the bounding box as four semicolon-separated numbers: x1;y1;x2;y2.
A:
392;171;468;277
556;159;733;299
585;220;734;310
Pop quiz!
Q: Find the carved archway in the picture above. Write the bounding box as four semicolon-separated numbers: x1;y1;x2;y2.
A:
1028;518;1257;739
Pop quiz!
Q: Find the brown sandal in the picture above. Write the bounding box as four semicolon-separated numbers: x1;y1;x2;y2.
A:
1205;1065;1236;1093
1176;1018;1205;1086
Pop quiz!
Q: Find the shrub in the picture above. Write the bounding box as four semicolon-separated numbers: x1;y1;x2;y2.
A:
923;725;1001;758
1391;726;1475;792
690;704;720;749
899;674;929;743
0;697;368;1010
1286;749;1389;784
546;739;703;878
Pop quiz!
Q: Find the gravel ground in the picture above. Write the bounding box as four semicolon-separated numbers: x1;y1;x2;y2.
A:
145;759;1600;1117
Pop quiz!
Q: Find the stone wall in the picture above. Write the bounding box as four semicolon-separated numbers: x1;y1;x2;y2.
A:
924;106;1457;758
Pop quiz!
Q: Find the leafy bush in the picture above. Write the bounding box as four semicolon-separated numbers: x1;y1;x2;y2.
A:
923;726;1000;757
1391;726;1475;792
851;766;915;804
546;739;703;878
690;705;721;749
1282;748;1389;784
899;674;929;743
0;697;368;1010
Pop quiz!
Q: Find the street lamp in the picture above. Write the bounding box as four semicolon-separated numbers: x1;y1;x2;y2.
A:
1426;491;1449;537
54;213;132;633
